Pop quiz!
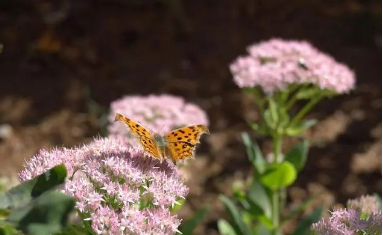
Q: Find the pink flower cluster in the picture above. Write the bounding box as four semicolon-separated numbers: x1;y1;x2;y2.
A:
311;195;382;235
347;195;381;216
108;94;209;138
230;38;356;94
19;138;189;235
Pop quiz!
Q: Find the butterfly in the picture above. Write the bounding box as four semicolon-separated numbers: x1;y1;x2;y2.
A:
114;113;209;163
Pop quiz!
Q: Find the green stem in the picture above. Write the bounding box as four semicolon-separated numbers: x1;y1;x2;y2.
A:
285;93;299;111
273;134;282;163
252;88;265;117
272;190;280;235
271;134;283;234
289;95;323;128
285;84;306;110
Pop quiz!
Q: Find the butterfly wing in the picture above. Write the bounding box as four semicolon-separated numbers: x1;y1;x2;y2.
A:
164;125;209;144
114;113;162;159
166;142;195;162
164;125;209;162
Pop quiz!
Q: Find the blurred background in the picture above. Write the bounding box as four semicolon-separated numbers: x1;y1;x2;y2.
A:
0;0;381;234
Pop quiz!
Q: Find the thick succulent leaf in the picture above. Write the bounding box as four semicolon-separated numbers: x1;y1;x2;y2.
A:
0;164;67;209
6;191;75;235
260;162;297;191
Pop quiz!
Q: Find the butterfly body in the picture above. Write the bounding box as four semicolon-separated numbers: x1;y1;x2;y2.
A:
114;113;209;163
153;134;166;148
153;134;167;158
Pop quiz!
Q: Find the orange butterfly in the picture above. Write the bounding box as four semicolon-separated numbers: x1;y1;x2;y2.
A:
114;113;209;163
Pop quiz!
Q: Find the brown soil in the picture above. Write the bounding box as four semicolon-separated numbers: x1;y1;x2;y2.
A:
0;0;381;234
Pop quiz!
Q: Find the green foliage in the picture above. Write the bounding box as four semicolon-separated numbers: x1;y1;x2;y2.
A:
260;162;297;191
290;207;323;235
0;165;67;209
285;140;309;172
218;219;237;235
220;195;251;235
0;165;75;235
54;225;93;235
218;83;333;235
178;207;209;235
285;120;317;136
242;133;266;175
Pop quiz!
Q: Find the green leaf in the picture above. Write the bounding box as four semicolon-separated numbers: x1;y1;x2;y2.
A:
267;98;278;123
0;164;67;209
0;222;23;235
285;140;309;172
247;180;271;219
217;219;237;235
250;123;269;136
295;87;320;100
241;133;266;175
253;223;271;235
260;162;297;191
219;195;250;235
320;89;337;98
290;207;323;235
54;225;94;235
263;110;276;129
285;119;317;136
0;209;10;219
277;108;290;129
6;191;75;235
178;207;209;235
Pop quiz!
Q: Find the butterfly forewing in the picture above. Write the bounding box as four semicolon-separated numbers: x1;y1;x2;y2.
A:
139;136;162;159
114;113;152;137
114;113;162;159
164;125;209;144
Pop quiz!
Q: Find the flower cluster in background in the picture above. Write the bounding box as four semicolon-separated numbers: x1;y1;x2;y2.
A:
311;195;382;235
19;137;188;235
108;94;209;139
230;38;356;94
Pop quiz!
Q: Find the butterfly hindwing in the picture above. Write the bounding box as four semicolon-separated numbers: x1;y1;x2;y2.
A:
166;142;195;162
114;113;162;159
164;125;209;144
139;136;162;159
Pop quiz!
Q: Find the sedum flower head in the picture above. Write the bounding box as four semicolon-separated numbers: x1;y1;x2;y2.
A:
19;137;189;235
311;195;382;235
347;195;381;216
230;38;355;94
108;94;209;139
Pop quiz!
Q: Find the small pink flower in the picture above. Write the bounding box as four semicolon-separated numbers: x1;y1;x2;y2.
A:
19;137;188;235
231;38;356;94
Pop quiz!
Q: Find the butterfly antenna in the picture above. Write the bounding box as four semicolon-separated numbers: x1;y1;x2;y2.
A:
159;124;165;134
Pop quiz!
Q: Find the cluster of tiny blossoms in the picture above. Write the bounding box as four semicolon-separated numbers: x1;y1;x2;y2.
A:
108;94;209;138
19;137;188;235
230;38;355;94
311;195;382;235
